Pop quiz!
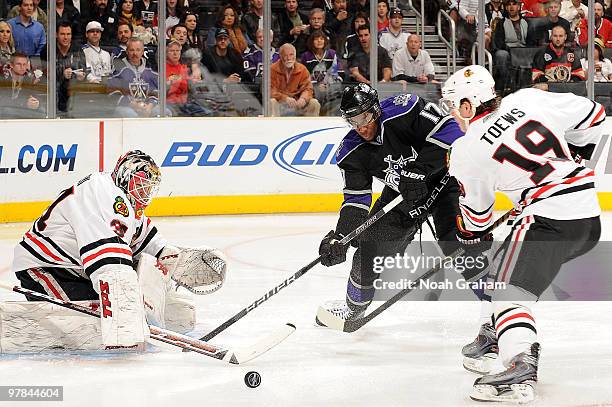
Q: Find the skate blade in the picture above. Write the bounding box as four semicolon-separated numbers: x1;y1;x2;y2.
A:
462;353;497;375
470;383;535;403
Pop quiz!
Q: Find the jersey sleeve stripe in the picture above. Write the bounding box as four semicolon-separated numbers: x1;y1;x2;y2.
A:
84;257;134;276
462;207;493;224
528;169;594;202
82;247;133;265
460;202;494;216
19;241;63;266
80;236;126;255
25;232;64;262
588;105;606;128
32;229;80;266
132;226;158;257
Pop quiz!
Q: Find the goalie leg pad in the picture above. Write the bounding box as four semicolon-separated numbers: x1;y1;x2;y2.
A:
92;268;147;349
164;287;196;334
0;301;103;353
137;254;170;329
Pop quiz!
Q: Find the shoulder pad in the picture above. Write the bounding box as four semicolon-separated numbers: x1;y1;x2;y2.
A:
379;93;419;122
335;130;367;164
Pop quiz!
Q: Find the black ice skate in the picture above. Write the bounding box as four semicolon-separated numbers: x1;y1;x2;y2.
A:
462;322;499;374
470;342;540;403
315;300;366;328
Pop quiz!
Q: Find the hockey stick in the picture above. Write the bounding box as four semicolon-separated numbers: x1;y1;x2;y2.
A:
0;280;294;364
316;208;514;333
196;172;453;342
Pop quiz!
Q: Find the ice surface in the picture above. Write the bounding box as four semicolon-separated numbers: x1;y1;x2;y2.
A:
1;213;611;407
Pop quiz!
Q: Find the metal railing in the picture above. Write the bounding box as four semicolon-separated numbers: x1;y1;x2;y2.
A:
471;42;494;73
406;0;422;46
437;10;456;77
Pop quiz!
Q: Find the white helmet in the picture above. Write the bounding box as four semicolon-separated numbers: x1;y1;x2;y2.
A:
440;65;496;114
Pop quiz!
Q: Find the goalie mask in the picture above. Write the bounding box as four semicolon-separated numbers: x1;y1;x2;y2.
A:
112;150;161;218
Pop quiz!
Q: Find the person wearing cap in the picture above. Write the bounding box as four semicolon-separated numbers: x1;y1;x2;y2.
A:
492;0;528;92
7;0;46;56
577;1;612;48
82;20;112;83
581;37;612;81
270;43;320;116
560;0;588;31
80;0;118;46
201;27;245;83
379;8;409;60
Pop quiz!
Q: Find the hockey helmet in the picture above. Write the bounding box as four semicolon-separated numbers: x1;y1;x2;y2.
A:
111;150;161;217
440;65;496;115
340;83;382;129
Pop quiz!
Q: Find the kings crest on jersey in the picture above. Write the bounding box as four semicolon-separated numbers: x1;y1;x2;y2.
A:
333;92;464;229
12;172;167;281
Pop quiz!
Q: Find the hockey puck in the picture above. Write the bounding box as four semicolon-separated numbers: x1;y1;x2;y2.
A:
244;371;261;388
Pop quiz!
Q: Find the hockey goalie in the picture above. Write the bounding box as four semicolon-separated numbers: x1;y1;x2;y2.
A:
1;150;228;352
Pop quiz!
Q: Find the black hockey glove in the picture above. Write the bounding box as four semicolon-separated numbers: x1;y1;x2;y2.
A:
456;215;493;255
399;162;429;209
319;230;348;267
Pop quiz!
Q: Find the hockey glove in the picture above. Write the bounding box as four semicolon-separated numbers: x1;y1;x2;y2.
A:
319;230;348;267
399;162;429;209
456;215;493;255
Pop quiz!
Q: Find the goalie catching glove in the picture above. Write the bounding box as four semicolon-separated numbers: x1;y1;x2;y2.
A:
157;245;228;295
319;230;348;267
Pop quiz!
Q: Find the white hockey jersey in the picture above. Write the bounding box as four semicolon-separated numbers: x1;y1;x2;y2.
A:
12;173;167;288
449;88;604;232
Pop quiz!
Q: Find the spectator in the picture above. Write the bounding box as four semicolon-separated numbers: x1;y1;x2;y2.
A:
134;0;157;28
170;23;188;49
292;8;334;57
8;0;46;56
166;38;210;116
180;11;202;49
241;0;263;44
0;52;43;116
207;5;249;53
270;43;320;116
527;0;571;46
392;33;435;83
457;0;491;56
343;11;368;59
301;29;341;114
577;1;612;47
522;0;547;17
111;22;157;70
348;24;392;83
82;21;112;82
165;0;183;32
56;0;82;46
560;0;587;31
379;8;409;60
492;0;528;92
485;0;506;29
581;37;612;81
107;37;164;117
243;28;279;83
80;0;118;46
201;27;245;83
325;0;351;58
7;0;46;32
55;22;86;113
0;20;16;66
377;0;389;33
348;0;368;15
532;25;585;83
275;0;309;47
117;0;143;27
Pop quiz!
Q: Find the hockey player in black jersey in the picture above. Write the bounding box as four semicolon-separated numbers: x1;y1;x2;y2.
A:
317;83;490;324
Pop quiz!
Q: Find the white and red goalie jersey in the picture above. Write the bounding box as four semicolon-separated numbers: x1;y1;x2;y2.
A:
449;88;604;232
12;172;167;284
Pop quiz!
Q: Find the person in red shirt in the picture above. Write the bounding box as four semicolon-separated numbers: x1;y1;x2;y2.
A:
522;0;547;17
578;1;612;47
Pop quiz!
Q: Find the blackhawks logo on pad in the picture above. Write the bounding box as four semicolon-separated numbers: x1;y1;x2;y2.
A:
114;196;129;217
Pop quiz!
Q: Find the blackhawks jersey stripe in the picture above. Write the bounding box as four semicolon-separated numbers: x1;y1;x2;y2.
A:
80;236;127;256
82;247;133;266
25;232;64;262
19;240;63;266
133;226;158;257
31;227;80;266
84;257;134;276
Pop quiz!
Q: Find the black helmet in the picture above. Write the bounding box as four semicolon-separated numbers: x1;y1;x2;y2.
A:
340;83;381;128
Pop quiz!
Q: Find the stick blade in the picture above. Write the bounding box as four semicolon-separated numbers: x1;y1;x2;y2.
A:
227;323;296;364
315;306;348;332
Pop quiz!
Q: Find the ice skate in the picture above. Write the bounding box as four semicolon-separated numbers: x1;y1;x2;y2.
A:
470;342;540;403
462;322;499;374
315;300;366;328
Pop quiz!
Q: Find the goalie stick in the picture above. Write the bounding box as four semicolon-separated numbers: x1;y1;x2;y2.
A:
0;280;294;364
316;209;514;333
196;172;453;342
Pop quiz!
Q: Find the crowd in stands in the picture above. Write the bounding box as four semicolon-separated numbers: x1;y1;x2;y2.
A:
0;0;611;118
